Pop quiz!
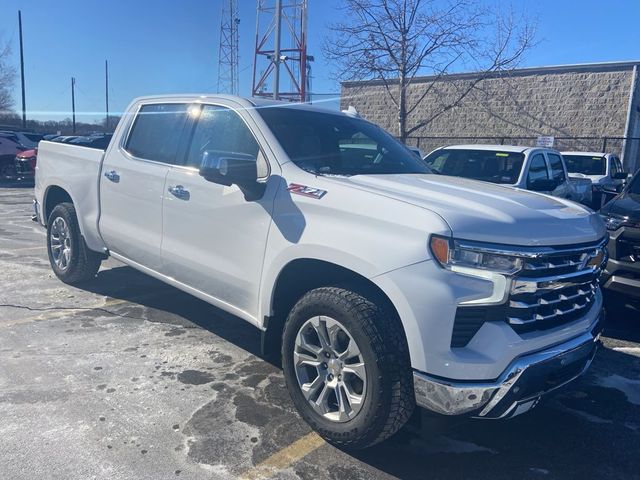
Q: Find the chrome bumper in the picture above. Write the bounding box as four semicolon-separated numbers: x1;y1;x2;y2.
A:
413;313;603;419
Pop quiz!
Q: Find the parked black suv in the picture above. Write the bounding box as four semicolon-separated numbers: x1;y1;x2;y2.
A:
600;170;640;303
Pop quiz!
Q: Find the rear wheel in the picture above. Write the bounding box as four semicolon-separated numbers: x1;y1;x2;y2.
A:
282;287;414;449
47;203;102;284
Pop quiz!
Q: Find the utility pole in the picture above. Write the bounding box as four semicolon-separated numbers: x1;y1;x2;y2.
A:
18;10;27;129
105;60;110;131
272;0;282;100
71;77;76;134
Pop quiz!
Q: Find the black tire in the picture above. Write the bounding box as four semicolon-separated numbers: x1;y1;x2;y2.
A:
281;286;414;449
46;202;102;284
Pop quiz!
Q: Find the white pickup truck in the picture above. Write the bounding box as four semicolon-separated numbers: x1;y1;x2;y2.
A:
563;151;629;208
35;95;607;448
424;145;593;206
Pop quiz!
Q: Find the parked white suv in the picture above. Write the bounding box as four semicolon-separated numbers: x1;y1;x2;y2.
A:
34;95;607;448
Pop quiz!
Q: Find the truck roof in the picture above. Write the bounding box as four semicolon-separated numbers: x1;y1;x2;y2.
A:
561;151;610;157
439;144;540;154
129;94;341;115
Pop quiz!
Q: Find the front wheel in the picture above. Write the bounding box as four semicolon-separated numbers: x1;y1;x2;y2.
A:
47;202;102;284
282;287;414;449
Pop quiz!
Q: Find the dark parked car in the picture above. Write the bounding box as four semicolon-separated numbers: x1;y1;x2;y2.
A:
600;170;640;306
0;135;27;180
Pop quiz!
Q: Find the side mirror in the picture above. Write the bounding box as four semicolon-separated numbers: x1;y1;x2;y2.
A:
613;171;629;180
199;150;258;186
600;187;620;206
528;178;559;192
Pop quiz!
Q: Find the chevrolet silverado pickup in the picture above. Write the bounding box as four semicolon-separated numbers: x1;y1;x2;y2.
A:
35;95;607;448
424;144;593;206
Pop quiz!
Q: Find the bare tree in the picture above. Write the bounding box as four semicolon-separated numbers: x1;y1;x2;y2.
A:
0;35;16;113
325;0;535;142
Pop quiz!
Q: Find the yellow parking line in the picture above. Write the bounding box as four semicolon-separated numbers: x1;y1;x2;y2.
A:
240;432;325;480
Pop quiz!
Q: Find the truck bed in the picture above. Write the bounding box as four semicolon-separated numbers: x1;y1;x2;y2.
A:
34;141;107;253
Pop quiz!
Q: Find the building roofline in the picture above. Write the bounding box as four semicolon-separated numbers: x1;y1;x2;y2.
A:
341;60;640;88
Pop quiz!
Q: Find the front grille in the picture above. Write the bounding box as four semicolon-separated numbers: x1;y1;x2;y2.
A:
617;235;640;263
15;159;34;174
450;240;605;347
507;246;604;334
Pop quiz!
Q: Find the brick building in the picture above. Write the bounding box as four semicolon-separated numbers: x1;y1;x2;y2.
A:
341;61;640;172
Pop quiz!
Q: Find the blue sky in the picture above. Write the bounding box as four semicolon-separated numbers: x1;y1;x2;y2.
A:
1;0;639;123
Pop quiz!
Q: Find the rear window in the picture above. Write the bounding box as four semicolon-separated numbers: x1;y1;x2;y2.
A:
563;154;606;175
124;104;190;163
423;149;525;184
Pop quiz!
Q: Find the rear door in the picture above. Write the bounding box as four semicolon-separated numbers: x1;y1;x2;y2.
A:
99;102;192;270
160;103;278;320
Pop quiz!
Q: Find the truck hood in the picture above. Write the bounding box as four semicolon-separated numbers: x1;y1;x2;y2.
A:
330;174;605;246
569;173;605;184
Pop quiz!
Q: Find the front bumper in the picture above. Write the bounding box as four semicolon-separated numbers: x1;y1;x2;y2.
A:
413;312;603;418
602;225;640;299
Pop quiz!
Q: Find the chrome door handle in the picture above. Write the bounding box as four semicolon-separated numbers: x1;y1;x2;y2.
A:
168;185;190;200
104;170;120;183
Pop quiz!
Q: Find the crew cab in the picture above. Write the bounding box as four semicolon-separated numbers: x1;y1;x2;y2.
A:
563;151;629;208
35;95;607;448
424;145;592;206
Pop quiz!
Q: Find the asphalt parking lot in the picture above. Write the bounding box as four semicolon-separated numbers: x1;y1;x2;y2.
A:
1;186;639;480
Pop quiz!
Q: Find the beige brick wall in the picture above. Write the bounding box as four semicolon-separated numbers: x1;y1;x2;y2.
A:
341;65;637;159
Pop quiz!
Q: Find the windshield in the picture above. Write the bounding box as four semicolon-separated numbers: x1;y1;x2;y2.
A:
423;148;525;184
257;107;431;176
563;154;606;175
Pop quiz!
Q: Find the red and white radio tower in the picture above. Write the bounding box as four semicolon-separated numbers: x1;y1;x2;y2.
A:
252;0;311;102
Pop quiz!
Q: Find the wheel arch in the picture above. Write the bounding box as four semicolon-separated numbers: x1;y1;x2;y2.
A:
261;258;409;365
43;185;74;224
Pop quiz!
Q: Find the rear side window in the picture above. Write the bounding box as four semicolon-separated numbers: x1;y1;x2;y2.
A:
124;104;190;164
547;153;566;182
527;154;549;186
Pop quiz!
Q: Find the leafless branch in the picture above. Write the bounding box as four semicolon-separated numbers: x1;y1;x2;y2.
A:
324;0;536;141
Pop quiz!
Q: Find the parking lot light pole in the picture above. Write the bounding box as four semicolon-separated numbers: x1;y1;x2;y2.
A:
71;77;76;134
18;10;27;129
105;60;109;131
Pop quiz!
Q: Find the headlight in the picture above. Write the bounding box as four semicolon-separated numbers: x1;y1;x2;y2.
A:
599;213;627;231
430;236;523;275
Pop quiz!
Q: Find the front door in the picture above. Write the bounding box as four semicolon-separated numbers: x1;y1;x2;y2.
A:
161;103;278;320
99;102;191;270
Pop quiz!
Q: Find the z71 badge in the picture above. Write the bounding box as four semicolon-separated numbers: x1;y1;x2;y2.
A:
287;183;327;199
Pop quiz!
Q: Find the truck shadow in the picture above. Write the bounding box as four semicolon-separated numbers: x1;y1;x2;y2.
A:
79;264;640;479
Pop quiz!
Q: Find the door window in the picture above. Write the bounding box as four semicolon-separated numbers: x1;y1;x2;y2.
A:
185;105;265;176
610;157;621;176
547;153;566;182
124;103;190;164
526;154;549;186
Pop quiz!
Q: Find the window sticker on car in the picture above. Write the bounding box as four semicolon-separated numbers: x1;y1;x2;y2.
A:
287;183;328;199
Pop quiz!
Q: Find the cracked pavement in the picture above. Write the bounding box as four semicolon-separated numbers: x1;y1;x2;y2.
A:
1;186;639;480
